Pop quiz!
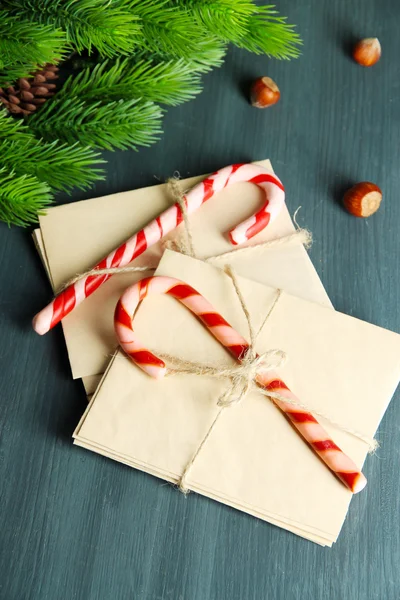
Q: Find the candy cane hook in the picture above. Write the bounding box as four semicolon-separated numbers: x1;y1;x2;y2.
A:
33;163;285;335
114;276;367;494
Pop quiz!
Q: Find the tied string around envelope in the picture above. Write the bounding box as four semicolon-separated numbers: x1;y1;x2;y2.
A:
60;176;378;492
158;266;379;493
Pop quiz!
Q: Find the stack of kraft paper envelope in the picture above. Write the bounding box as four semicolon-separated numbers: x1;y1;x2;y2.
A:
34;160;400;545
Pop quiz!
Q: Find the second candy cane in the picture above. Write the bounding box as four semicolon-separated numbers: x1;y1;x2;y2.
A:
33;163;285;335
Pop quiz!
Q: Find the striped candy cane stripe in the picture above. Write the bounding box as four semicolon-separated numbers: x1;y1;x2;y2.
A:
114;276;249;379
114;276;367;494
260;378;367;494
195;163;285;246
33;163;285;335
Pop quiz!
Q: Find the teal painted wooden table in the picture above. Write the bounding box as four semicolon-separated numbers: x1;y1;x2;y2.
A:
1;1;400;598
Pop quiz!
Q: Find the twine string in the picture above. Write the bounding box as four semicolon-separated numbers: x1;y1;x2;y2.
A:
167;175;197;258
60;265;156;291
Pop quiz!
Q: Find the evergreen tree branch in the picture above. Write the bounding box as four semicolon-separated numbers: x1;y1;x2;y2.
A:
183;37;226;73
170;1;301;59
124;0;226;69
171;0;256;42
0;109;35;140
28;96;163;150
0;110;105;190
0;138;106;191
235;5;301;59
5;0;141;58
0;9;67;86
60;58;203;106
0;167;53;227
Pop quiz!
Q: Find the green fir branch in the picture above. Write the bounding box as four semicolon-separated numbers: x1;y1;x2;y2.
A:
0;109;35;140
171;0;256;42
184;37;226;73
60;58;203;106
5;0;141;57
126;0;226;68
0;167;53;227
0;10;67;86
0;138;105;191
0;110;105;225
28;96;163;150
236;5;301;59
0;110;105;190
170;1;301;59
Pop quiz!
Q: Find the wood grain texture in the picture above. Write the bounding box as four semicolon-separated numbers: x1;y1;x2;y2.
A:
1;1;400;598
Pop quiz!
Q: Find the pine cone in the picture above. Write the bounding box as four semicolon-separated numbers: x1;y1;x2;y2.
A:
0;64;59;116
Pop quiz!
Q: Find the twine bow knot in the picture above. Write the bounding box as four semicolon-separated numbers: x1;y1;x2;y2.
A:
217;348;287;407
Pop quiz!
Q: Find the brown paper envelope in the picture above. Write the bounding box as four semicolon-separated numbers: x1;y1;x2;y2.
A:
72;436;332;545
32;229;54;288
73;250;400;543
33;229;101;395
37;160;332;381
73;399;334;546
72;438;332;546
81;374;102;395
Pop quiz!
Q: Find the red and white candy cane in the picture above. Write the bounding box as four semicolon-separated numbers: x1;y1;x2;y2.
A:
114;276;367;494
33;163;285;335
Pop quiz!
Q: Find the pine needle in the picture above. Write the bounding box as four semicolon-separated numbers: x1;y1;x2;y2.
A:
0;167;53;227
236;5;301;59
0;110;105;225
0;109;34;140
127;0;227;67
170;0;301;59
184;37;227;73
0;138;105;191
0;109;105;190
0;10;67;86
59;58;203;106
173;0;256;42
6;0;141;58
28;96;164;150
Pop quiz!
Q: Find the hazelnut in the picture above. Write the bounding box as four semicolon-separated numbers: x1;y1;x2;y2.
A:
343;182;382;217
250;77;280;108
353;38;381;67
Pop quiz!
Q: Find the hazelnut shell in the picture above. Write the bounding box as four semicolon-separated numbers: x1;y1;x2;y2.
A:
353;38;381;67
250;77;280;108
343;182;382;217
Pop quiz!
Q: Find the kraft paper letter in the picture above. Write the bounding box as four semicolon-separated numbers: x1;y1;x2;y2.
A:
73;250;400;546
34;160;332;388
